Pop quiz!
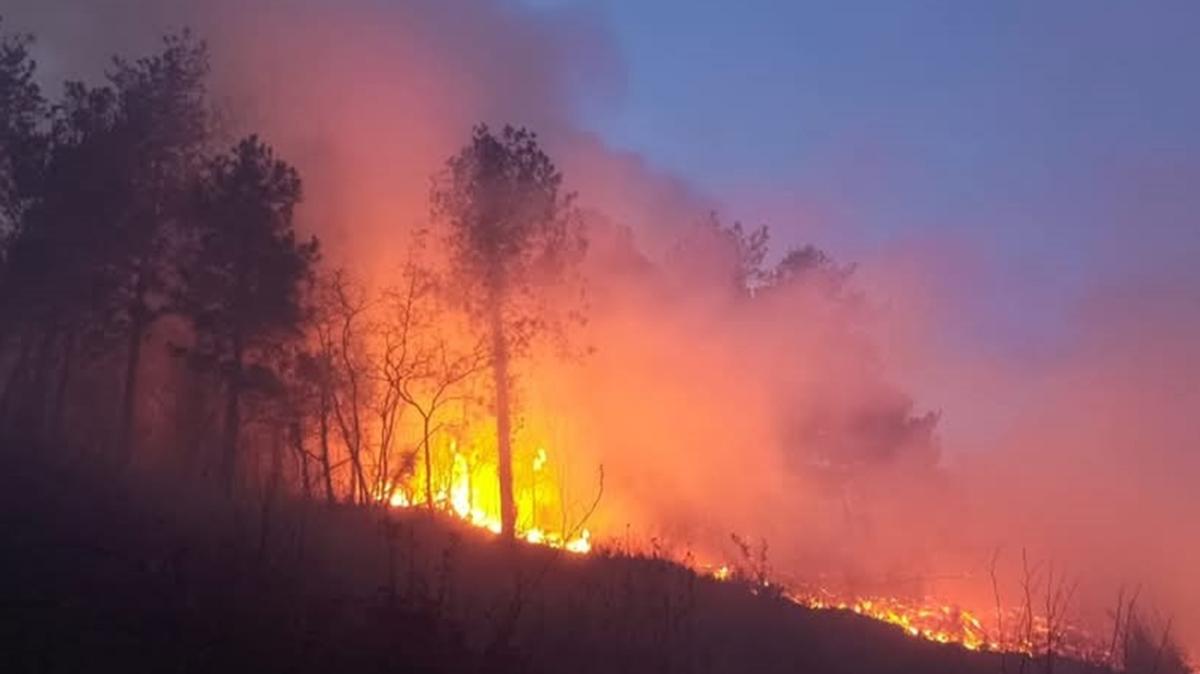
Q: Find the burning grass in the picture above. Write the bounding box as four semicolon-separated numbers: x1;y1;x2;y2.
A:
381;440;594;554
385;483;1122;666
376;436;1124;665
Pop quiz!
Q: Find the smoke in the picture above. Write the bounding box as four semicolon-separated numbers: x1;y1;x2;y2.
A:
7;0;1198;655
960;279;1200;650
858;237;1200;650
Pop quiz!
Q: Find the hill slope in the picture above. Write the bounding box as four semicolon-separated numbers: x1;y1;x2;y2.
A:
0;448;1112;674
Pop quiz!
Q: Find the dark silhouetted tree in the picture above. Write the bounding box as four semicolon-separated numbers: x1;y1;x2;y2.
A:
0;23;48;429
180;135;318;493
283;347;336;504
380;252;489;511
3;32;213;455
432;125;584;538
0;81;118;437
315;269;373;505
0;22;46;252
762;244;855;299
106;32;211;461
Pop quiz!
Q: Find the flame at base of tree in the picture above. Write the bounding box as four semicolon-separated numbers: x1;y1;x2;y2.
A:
380;437;592;554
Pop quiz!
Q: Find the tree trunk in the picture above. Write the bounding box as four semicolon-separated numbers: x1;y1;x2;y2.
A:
490;300;515;539
423;414;434;512
259;422;284;560
348;404;366;505
0;333;31;422
49;329;75;443
118;308;146;465
291;419;311;500
0;334;32;426
318;384;335;505
220;339;244;495
28;323;57;437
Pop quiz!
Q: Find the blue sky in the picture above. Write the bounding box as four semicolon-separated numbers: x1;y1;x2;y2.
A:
525;0;1200;354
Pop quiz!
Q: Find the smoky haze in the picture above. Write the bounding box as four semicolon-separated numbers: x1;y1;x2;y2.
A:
6;0;1197;654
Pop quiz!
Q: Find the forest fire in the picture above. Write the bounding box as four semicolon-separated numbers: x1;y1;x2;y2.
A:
720;570;1107;662
381;438;592;555
2;4;1197;672
379;428;1108;662
788;590;991;651
790;591;1104;663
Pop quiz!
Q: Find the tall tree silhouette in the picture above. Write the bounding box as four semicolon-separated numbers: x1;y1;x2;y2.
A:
0;22;45;253
106;33;211;461
0;79;120;436
180;136;318;493
0;23;47;428
3;32;213;455
432;125;584;538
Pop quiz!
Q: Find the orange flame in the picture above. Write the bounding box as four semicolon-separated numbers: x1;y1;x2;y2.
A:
381;436;590;554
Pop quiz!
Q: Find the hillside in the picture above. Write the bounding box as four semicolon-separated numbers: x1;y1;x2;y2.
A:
0;447;1117;674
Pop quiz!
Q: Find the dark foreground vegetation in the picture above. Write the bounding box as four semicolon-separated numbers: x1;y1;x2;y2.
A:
0;446;1123;674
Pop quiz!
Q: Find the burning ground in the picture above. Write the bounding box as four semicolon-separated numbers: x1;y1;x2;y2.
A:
0;449;1129;674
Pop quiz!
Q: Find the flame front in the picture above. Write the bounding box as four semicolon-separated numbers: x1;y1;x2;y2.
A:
788;590;990;651
373;411;1109;662
694;565;1107;661
380;434;591;554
